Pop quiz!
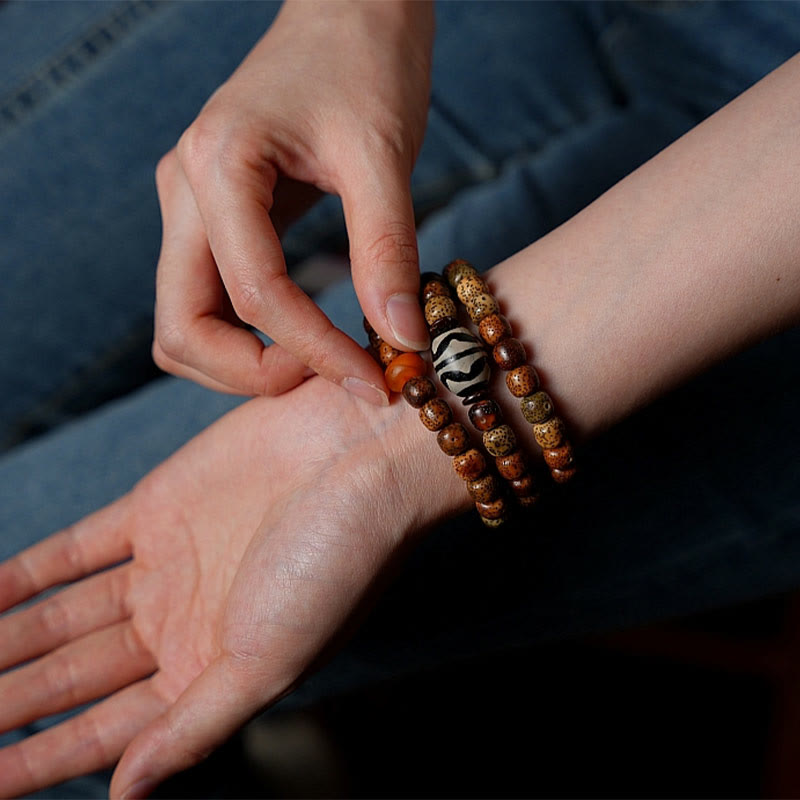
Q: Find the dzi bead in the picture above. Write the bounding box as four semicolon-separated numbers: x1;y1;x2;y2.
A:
431;326;490;400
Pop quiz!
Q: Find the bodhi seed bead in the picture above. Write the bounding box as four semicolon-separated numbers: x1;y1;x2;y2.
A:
419;398;452;431
401;375;436;408
478;313;512;346
493;338;527;371
444;259;478;287
468;399;503;432
452;448;487;481
437;423;470;456
542;442;574;470
456;275;487;305
378;341;402;368
506;365;540;397
496;450;527;480
482;424;517;457
510;474;537;498
385;353;427;393
475;497;506;520
481;515;507;528
420;274;451;304
467;474;499;503
424;296;458;326
466;292;500;323
520;391;554;424
533;416;567;449
552;466;578;484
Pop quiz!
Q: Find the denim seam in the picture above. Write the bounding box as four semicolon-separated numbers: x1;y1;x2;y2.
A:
0;0;168;139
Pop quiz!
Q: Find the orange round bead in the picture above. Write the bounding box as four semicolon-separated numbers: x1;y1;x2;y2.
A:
385;352;427;393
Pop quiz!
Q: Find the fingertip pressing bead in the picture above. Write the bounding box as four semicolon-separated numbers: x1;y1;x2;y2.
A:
467;474;499;503
482;424;517;457
468;399;503;432
452;448;487;481
475;497;506;520
533;416;567;449
419;398;453;431
520;390;554;424
456;275;488;305
466;292;500;323
437;423;470;456
493;338;527;371
424;296;458;326
401;375;437;408
506;365;540;397
542;442;574;470
444;259;478;287
378;341;402;368
478;313;512;346
385;352;427;393
496;449;527;480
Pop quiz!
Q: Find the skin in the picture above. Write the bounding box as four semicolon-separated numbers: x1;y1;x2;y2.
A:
1;14;800;800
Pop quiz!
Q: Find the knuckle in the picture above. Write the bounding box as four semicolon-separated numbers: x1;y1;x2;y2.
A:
360;222;418;273
154;321;189;364
228;280;265;325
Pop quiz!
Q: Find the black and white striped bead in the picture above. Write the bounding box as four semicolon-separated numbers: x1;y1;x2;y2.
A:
431;326;490;399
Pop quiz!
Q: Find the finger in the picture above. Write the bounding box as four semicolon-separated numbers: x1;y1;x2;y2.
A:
0;620;155;734
0;497;132;613
111;654;285;799
0;679;166;798
155;154;309;397
341;157;428;354
0;565;131;673
177;145;389;406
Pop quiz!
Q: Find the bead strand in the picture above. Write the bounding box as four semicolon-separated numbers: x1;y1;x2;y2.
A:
420;272;540;509
362;317;508;528
444;259;577;484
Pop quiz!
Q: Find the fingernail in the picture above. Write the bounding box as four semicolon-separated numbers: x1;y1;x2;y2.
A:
386;293;429;351
342;377;390;406
119;778;156;800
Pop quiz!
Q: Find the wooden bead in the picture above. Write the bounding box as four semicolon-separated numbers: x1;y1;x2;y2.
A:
431;326;491;400
378;340;402;368
466;292;500;323
480;514;507;528
542;442;574;470
496;449;527;480
420;272;451;304
444;259;478;287
506;365;540;397
456;275;488;305
468;399;503;432
552;466;578;484
520;390;554;424
429;316;459;339
424;296;458;326
482;424;517;457
452;448;487;481
533;416;567;449
467;474;499;503
493;338;527;371
475;497;506;520
510;474;537;498
419;398;452;431
401;375;436;408
385;353;427;393
478;313;512;346
437;423;470;456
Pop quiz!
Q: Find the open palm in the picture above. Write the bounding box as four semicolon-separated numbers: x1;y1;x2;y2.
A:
0;376;456;798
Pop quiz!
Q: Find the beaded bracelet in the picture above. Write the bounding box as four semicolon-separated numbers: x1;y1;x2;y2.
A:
363;317;509;527
443;259;577;484
419;272;541;508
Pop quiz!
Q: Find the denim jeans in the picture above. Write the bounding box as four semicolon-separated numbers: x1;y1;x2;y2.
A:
2;2;800;797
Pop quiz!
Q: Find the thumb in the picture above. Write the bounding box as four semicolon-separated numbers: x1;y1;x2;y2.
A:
342;164;429;354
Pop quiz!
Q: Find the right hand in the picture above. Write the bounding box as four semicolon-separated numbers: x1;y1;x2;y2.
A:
152;0;434;404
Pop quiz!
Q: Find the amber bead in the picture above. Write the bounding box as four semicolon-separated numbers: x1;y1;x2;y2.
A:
478;313;512;346
444;259;478;287
456;275;488;305
510;474;537;498
466;292;500;323
437;423;470;456
420;273;451;304
480;515;507;528
483;424;517;457
520;390;554;424
496;449;527;480
378;340;402;368
506;365;540;398
533;416;566;449
468;399;503;432
385;353;427;393
493;338;527;371
452;448;487;481
475;497;506;520
402;375;436;408
424;296;458;326
467;474;499;503
419;398;452;431
542;442;574;470
552;466;578;484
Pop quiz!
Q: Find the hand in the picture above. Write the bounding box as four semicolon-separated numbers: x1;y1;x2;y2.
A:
152;0;434;403
0;377;467;798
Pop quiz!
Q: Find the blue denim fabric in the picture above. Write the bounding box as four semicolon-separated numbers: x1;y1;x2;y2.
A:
1;2;800;797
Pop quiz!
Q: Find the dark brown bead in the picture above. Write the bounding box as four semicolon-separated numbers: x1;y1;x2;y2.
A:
362;316;375;336
496;449;526;480
452;448;487;481
429;316;459;339
401;376;437;409
419;398;452;431
542;442;574;470
506;365;540;397
436;423;470;456
368;329;382;350
460;388;490;407
478;313;512;346
510;474;537;497
378;340;402;368
493;338;527;371
468;399;503;432
475;497;506;520
551;466;578;484
467;474;499;503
